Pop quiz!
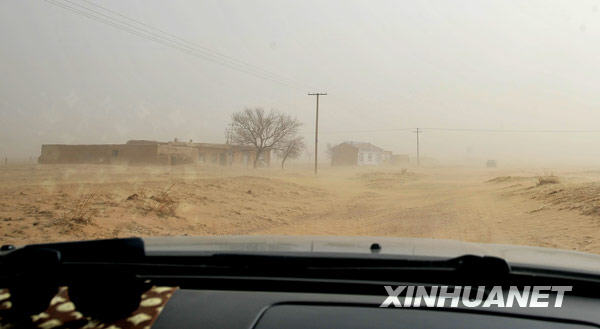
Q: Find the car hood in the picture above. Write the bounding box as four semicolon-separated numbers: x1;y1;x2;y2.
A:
144;235;600;275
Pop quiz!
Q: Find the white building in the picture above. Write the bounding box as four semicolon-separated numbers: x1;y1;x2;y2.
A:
331;142;390;166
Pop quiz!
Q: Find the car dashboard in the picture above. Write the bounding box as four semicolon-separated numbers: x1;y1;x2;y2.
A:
152;288;600;329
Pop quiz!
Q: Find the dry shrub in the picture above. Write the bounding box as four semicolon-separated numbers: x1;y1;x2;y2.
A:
145;184;178;217
62;192;96;224
537;176;560;186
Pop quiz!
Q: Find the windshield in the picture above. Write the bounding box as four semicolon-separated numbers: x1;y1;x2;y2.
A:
1;0;599;263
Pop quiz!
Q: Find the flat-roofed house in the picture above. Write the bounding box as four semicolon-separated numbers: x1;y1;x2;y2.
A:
330;142;388;166
39;139;271;166
39;140;197;165
193;143;269;167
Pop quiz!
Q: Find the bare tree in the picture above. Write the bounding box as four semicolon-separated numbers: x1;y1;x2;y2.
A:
230;108;302;168
275;137;305;169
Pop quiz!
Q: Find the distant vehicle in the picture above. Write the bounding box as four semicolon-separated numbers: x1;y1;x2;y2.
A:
486;160;497;168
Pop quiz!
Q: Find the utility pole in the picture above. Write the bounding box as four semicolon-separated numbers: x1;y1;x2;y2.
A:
308;92;327;174
414;128;420;166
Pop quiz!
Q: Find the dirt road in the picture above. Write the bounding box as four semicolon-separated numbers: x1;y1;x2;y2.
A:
252;167;600;253
1;164;600;254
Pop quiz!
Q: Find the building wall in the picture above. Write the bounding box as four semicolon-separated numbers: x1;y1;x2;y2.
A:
157;144;198;165
120;145;163;164
39;144;160;164
195;144;268;167
331;144;359;166
231;149;252;166
358;150;384;166
230;148;262;167
39;142;270;166
40;145;105;164
383;151;393;163
38;144;197;165
331;142;394;166
196;147;228;166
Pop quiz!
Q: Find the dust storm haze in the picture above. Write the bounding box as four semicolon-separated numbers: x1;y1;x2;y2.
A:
4;1;600;254
2;0;600;165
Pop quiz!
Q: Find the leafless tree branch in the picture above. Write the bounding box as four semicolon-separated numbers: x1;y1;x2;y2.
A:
275;136;305;169
230;108;302;167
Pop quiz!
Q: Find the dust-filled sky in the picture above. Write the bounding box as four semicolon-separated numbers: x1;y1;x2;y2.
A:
2;0;600;164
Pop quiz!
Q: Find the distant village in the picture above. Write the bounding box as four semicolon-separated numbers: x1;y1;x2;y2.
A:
38;139;409;167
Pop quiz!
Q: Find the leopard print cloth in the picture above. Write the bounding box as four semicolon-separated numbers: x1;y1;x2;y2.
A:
0;286;177;329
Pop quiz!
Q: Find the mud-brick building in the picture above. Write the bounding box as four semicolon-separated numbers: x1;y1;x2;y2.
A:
39;141;198;165
194;143;269;167
38;140;271;166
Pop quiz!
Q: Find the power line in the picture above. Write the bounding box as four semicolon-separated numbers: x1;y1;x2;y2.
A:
46;0;300;89
44;0;311;91
320;127;600;134
61;0;418;122
320;128;414;135
36;1;600;138
422;128;600;133
74;0;312;90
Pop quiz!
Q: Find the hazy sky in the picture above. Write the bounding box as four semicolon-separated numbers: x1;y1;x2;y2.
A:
2;0;600;164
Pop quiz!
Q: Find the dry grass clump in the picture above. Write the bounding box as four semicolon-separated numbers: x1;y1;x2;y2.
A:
50;192;98;234
537;176;560;186
127;184;178;217
148;184;177;217
62;192;96;224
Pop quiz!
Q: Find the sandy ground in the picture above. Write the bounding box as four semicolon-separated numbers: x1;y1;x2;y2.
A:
1;163;600;254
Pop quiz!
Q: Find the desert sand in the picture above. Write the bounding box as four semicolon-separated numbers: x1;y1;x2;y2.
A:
1;163;600;254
